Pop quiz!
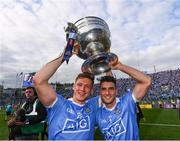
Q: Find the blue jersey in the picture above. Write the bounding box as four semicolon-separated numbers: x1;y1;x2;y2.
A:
96;92;139;140
47;94;98;140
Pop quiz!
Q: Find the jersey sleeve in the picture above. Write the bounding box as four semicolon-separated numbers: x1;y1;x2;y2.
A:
47;94;66;118
120;91;136;103
119;91;136;114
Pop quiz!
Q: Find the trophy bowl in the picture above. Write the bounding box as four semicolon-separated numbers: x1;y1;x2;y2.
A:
71;16;117;75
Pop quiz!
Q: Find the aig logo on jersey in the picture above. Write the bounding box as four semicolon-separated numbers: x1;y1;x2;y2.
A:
102;118;126;140
62;116;90;133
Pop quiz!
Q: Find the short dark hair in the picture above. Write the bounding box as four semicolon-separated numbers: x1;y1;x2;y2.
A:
75;72;95;85
100;76;116;86
25;86;37;96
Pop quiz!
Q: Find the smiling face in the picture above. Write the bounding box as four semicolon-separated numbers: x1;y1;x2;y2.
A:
100;81;117;109
72;77;93;104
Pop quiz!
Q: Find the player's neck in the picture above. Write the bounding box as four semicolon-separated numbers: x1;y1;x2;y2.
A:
72;97;85;105
105;99;116;109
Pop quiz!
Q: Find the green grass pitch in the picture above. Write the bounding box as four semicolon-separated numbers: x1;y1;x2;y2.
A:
0;108;180;140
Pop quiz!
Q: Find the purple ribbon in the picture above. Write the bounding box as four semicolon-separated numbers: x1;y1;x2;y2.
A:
63;28;77;63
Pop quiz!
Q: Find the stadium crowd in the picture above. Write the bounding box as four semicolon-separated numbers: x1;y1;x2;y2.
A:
0;69;180;108
0;68;179;140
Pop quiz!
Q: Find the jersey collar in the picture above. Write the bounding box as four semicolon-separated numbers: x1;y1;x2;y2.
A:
99;97;120;111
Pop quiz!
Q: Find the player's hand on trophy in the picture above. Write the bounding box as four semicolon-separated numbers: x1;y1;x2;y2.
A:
108;56;122;70
72;41;80;55
61;41;79;58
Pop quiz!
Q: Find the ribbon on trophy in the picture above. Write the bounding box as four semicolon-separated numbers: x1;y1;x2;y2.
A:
63;22;78;63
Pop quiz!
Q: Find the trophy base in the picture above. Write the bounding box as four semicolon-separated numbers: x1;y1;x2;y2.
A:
81;52;117;75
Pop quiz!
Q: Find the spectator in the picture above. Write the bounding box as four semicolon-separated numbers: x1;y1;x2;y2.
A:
7;86;47;140
5;103;13;121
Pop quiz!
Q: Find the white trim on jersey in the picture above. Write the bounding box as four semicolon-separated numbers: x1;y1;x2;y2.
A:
132;92;139;102
67;98;85;107
46;96;58;108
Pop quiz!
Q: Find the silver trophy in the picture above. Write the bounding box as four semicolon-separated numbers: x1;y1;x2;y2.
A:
65;16;117;75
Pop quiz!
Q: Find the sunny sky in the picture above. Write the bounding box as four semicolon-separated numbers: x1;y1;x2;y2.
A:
0;0;180;88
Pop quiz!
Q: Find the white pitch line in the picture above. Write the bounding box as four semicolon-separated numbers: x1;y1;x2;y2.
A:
140;123;180;127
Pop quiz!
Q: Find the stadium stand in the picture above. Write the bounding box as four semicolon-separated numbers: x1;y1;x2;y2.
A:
0;69;180;109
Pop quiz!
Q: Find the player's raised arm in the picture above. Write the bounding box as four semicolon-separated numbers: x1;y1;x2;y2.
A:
33;54;64;106
109;58;151;100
